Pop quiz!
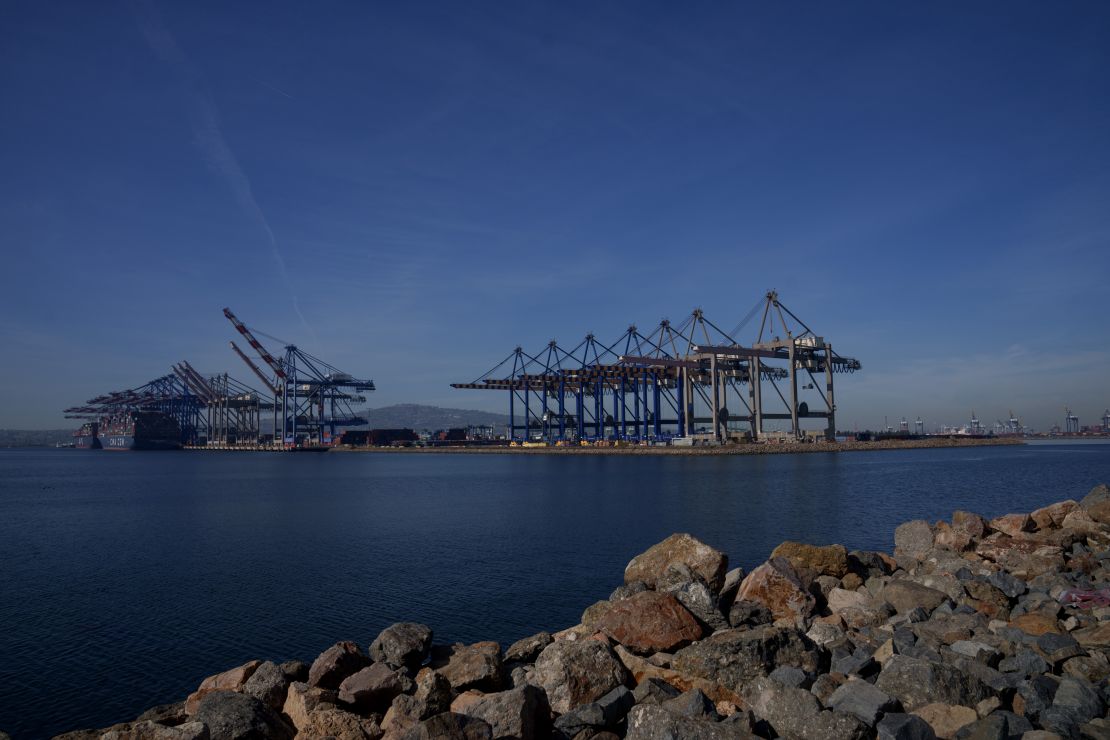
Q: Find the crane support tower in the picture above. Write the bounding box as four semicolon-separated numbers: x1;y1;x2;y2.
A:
221;308;375;449
451;291;861;443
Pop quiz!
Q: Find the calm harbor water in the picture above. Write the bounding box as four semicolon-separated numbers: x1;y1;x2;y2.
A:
1;442;1109;738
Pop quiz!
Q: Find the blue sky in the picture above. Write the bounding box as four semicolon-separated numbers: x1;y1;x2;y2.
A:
2;1;1108;431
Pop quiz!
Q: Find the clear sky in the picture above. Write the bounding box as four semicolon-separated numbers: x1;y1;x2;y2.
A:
2;2;1108;431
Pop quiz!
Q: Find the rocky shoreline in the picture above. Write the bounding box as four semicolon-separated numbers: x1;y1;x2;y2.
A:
341;437;1024;456
40;483;1110;740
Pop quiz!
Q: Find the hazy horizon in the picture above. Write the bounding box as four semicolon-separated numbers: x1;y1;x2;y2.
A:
3;2;1108;432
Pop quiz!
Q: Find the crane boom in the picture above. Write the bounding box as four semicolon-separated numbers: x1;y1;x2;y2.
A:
222;308;287;379
230;341;279;394
172;364;214;403
181;361;219;402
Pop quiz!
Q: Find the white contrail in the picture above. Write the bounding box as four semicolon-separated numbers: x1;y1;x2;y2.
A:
131;0;312;336
253;77;295;99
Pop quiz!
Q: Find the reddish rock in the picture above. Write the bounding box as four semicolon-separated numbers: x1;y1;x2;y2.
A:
300;707;381;739
975;533;1064;578
595;591;704;654
952;511;987;539
624;533;728;593
184;660;261;714
309;641;369;690
1031;500;1079;530
437;642;503;692
1063;507;1106;535
912;702;977;739
451;690;487;714
962;580;1010;620
989;513;1034;537
283;681;339;732
769;541;849;578
735;557;815;624
1009;613;1063;637
934;522;975;552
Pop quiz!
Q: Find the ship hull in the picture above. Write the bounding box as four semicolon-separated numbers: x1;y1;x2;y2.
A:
74;435;102;450
97;410;182;451
73;422;102;449
100;434;181;451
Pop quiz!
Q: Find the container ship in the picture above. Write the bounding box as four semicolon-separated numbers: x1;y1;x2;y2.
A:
99;411;182;451
73;422;102;449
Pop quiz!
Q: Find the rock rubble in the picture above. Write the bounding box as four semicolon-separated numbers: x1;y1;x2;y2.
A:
47;483;1110;740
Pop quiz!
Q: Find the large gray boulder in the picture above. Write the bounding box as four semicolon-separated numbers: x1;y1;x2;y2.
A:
531;639;628;714
414;669;453;718
1079;483;1110;524
894;521;935;561
876;713;937;739
874;655;992;711
399;712;493;740
460;684;551;739
100;722;209;740
240;660;288;712
672;626;821;687
338;662;413;711
191;690;293;740
504;632;553;663
743;676;869;740
370;622;433;669
553;685;635;737
1038;676;1104;737
826;678;901;726
881;581;949;614
658;573;730;632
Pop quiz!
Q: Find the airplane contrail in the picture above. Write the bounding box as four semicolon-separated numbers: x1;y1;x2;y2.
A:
131;0;313;336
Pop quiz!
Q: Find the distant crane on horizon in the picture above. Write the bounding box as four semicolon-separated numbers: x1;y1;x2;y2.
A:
1066;407;1080;434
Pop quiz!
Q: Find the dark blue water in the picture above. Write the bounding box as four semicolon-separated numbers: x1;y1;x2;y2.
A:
1;442;1108;738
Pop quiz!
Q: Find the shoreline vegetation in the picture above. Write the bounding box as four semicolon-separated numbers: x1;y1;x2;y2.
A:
336;436;1026;456
43;482;1110;740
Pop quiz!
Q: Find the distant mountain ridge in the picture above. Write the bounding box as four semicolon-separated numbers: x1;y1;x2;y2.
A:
360;404;509;431
0;405;508;446
0;430;74;447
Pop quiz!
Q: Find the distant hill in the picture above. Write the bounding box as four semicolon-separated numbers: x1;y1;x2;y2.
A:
0;429;74;448
0;405;508;446
360;404;509;431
